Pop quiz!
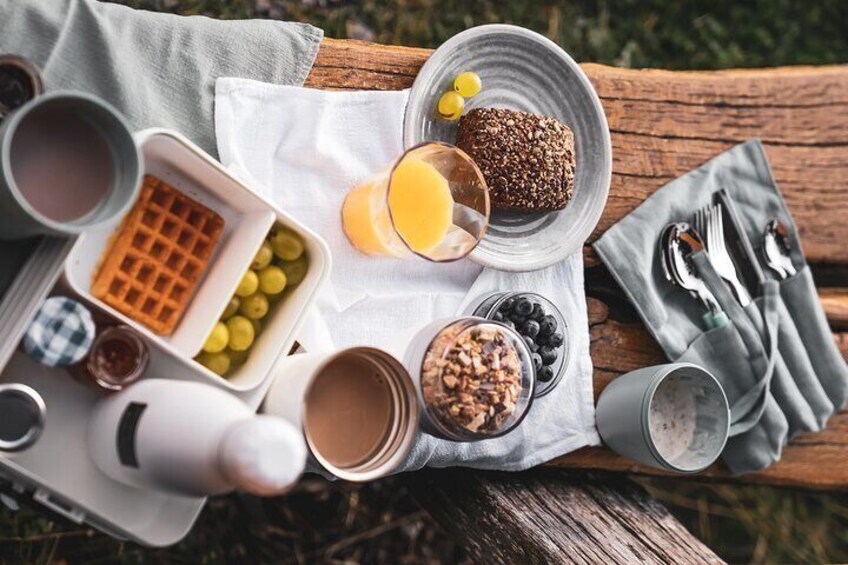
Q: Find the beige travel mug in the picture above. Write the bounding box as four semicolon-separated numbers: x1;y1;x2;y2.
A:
263;347;419;482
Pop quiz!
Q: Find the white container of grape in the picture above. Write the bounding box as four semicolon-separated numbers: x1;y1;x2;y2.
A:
65;129;332;393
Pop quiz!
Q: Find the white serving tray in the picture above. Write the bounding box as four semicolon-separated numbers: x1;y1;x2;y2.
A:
0;129;331;546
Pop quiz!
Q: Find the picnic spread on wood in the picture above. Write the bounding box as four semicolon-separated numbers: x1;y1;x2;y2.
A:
0;0;845;555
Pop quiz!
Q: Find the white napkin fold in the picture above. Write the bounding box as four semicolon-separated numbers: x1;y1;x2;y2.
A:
215;78;600;471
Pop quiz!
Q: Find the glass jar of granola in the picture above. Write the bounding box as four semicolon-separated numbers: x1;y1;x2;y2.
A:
403;317;534;441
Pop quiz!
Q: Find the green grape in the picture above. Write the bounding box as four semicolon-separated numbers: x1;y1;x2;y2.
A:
227;347;249;367
437;91;464;121
280;256;308;287
271;229;304;261
226;316;255;351
222;296;240;319
197;351;231;376
251;241;273;270
235;270;259;297
202;322;229;353
239;292;269;320
454;72;482;97
258;266;287;295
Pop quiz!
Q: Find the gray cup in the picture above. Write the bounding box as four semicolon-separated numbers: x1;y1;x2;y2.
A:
0;91;142;239
596;363;730;473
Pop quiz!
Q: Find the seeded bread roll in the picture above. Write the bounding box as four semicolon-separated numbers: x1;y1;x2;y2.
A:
455;108;575;212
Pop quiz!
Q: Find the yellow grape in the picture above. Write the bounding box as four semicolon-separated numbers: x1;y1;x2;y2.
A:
258;266;287;295
198;351;231;376
227;316;255;351
437;91;464;121
454;72;482;97
239;292;269;320
222;296;240;319
251;241;274;270
203;321;229;353
235;270;259;297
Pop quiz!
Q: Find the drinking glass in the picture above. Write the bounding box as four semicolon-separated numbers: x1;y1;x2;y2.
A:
342;142;489;262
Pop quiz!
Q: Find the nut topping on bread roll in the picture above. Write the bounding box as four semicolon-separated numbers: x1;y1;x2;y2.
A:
455;108;575;212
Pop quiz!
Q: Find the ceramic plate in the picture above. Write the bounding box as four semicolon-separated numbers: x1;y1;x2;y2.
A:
404;24;612;271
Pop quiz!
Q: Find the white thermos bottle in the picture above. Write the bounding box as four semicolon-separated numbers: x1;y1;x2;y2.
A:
87;379;307;497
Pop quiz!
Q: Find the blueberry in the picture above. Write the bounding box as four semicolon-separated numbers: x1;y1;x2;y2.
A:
547;332;564;348
501;298;515;313
503;320;516;330
530;303;545;321
538;366;555;382
531;353;543;372
523;335;538;352
492;310;505;322
539;314;557;336
514;297;534;317
539;346;558;366
510;314;526;326
521;319;540;339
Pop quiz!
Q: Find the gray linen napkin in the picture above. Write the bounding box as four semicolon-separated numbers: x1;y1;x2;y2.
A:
593;139;848;474
0;0;323;157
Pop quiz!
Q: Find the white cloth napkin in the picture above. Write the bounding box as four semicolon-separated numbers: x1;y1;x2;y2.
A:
215;78;600;471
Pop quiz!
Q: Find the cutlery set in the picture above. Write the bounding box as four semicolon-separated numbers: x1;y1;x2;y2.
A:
661;192;797;328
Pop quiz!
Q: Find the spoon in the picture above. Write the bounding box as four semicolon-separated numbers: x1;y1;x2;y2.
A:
659;223;727;329
763;218;796;279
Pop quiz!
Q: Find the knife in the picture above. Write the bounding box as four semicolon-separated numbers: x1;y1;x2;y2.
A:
715;189;766;296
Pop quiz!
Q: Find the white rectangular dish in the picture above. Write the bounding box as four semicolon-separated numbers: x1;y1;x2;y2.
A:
65;131;275;359
65;129;330;392
0;128;331;546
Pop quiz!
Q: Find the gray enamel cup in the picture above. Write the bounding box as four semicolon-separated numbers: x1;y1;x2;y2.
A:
0;91;142;240
596;363;730;473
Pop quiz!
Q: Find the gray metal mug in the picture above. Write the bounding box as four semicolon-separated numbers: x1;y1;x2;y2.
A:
0;91;142;239
596;363;730;473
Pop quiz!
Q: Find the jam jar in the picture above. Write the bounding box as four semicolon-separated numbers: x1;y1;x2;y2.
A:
77;325;149;391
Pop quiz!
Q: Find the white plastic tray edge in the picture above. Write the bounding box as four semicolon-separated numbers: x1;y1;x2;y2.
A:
0;128;332;547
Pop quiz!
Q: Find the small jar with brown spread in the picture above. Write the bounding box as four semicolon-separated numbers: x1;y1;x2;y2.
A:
73;325;149;391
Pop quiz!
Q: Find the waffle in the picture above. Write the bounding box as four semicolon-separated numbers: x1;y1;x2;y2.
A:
92;175;224;335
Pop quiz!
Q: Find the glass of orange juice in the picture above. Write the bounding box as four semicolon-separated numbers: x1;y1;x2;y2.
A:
342;142;489;262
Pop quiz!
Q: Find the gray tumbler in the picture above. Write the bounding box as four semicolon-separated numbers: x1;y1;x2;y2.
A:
596;363;730;473
0;91;142;239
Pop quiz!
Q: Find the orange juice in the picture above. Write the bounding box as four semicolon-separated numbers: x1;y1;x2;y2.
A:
343;159;454;256
342;181;394;256
388;159;454;253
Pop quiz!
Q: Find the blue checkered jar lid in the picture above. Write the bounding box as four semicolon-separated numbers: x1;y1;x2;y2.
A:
24;297;96;367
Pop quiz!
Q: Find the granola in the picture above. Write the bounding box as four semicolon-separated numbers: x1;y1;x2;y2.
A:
421;321;526;435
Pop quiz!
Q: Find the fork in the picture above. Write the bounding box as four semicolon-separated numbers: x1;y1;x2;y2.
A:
695;204;752;306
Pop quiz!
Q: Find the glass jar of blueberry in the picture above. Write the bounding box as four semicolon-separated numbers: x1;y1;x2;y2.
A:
467;292;568;397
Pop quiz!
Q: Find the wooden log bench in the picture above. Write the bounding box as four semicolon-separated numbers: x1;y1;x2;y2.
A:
305;38;848;563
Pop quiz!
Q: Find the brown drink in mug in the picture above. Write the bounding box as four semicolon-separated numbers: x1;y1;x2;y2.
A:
263;347;419;481
0;91;142;239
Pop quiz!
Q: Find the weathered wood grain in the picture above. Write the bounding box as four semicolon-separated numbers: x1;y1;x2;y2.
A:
306;39;848;490
307;39;848;266
553;294;848;490
404;469;724;564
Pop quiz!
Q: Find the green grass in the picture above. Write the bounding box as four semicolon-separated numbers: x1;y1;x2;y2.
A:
119;0;848;69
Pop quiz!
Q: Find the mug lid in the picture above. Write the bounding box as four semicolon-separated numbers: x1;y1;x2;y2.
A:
23;297;96;367
0;383;46;452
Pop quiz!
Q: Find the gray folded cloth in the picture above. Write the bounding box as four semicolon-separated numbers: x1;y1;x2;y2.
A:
594;139;847;474
0;0;323;157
